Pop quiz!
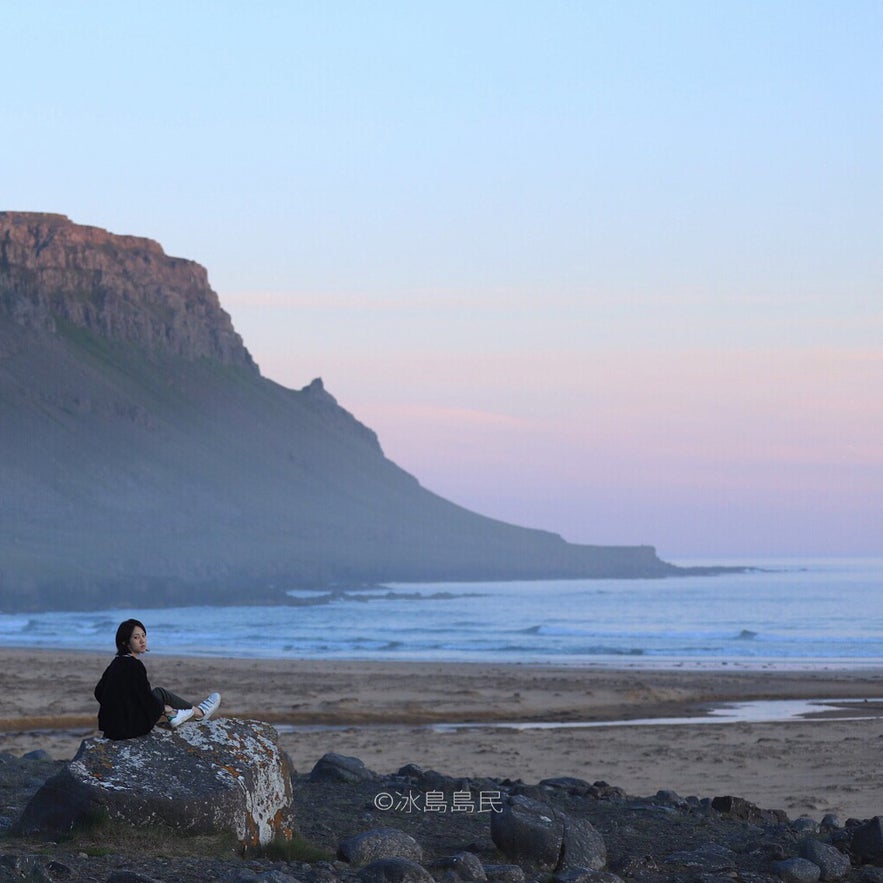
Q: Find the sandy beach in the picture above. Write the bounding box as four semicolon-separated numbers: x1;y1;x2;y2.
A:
1;648;881;822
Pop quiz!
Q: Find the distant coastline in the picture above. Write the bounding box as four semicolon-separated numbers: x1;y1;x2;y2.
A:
2;561;880;668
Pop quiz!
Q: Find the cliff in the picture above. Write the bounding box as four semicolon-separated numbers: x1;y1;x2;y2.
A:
0;212;680;612
0;212;254;369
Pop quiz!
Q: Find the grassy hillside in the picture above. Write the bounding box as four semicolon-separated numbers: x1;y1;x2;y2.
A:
0;318;675;611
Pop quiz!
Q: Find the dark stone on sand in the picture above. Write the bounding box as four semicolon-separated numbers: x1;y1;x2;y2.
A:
490;794;606;872
311;752;378;784
712;794;788;823
429;851;487;881
852;818;883;865
338;828;424;864
666;842;738;871
20;749;52;762
774;857;823;883
801;839;852;880
539;776;594;794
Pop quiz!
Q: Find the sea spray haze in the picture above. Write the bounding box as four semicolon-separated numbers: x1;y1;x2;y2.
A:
1;559;881;668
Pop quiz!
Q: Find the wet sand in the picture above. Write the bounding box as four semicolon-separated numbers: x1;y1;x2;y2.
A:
1;649;881;820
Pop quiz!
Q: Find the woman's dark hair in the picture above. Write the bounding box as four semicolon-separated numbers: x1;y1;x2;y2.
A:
115;619;147;655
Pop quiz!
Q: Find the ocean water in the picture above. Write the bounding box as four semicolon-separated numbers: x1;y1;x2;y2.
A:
1;558;881;670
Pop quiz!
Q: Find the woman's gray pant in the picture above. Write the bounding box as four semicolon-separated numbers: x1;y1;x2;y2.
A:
152;686;191;710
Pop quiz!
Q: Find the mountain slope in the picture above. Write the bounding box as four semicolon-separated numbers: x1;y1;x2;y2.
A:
1;213;679;611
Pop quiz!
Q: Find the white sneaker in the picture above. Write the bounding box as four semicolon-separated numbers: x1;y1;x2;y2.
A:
168;707;195;728
197;692;221;721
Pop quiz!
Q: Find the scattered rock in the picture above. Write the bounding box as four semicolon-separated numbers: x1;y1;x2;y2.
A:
483;864;526;882
801;839;852;880
490;794;606;872
852;818;883;865
430;851;487;881
1;749;878;883
667;842;738;871
338;828;424;864
21;749;52;762
311;752;378;784
712;794;788;824
775;857;823;883
539;777;594;795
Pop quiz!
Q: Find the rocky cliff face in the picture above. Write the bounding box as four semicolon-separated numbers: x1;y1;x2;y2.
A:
0;212;255;370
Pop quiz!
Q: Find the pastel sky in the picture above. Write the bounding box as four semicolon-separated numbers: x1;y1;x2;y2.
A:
3;1;881;559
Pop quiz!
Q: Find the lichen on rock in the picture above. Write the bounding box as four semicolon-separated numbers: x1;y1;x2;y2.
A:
15;717;294;847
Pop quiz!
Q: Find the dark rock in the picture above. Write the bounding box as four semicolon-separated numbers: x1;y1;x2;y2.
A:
793;816;820;834
310;753;377;785
430;851;487;881
655;789;686;806
491;794;563;869
0;212;255;368
356;857;435;883
303;866;348;883
509;783;549;801
587;783;626;801
338;828;423;864
14;718;294;846
801;839;851;880
539;777;593;794
21;749;52;762
774;858;822;883
667;842;738;871
490;794;606;872
712;795;788;823
852;818;883;865
860;868;883;883
400;766;458;792
821;814;842;831
558;813;607;872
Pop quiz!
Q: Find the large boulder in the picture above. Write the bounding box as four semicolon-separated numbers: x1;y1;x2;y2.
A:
310;752;377;784
338;827;424;864
801;839;851;880
490;794;606;872
851;817;883;865
14;718;294;846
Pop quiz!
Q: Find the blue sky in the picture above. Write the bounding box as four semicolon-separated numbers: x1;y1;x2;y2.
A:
3;1;882;558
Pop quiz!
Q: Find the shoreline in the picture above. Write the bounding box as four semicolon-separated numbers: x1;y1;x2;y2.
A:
2;649;882;820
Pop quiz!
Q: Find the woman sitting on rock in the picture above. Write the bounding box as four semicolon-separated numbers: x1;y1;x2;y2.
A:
94;618;221;740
